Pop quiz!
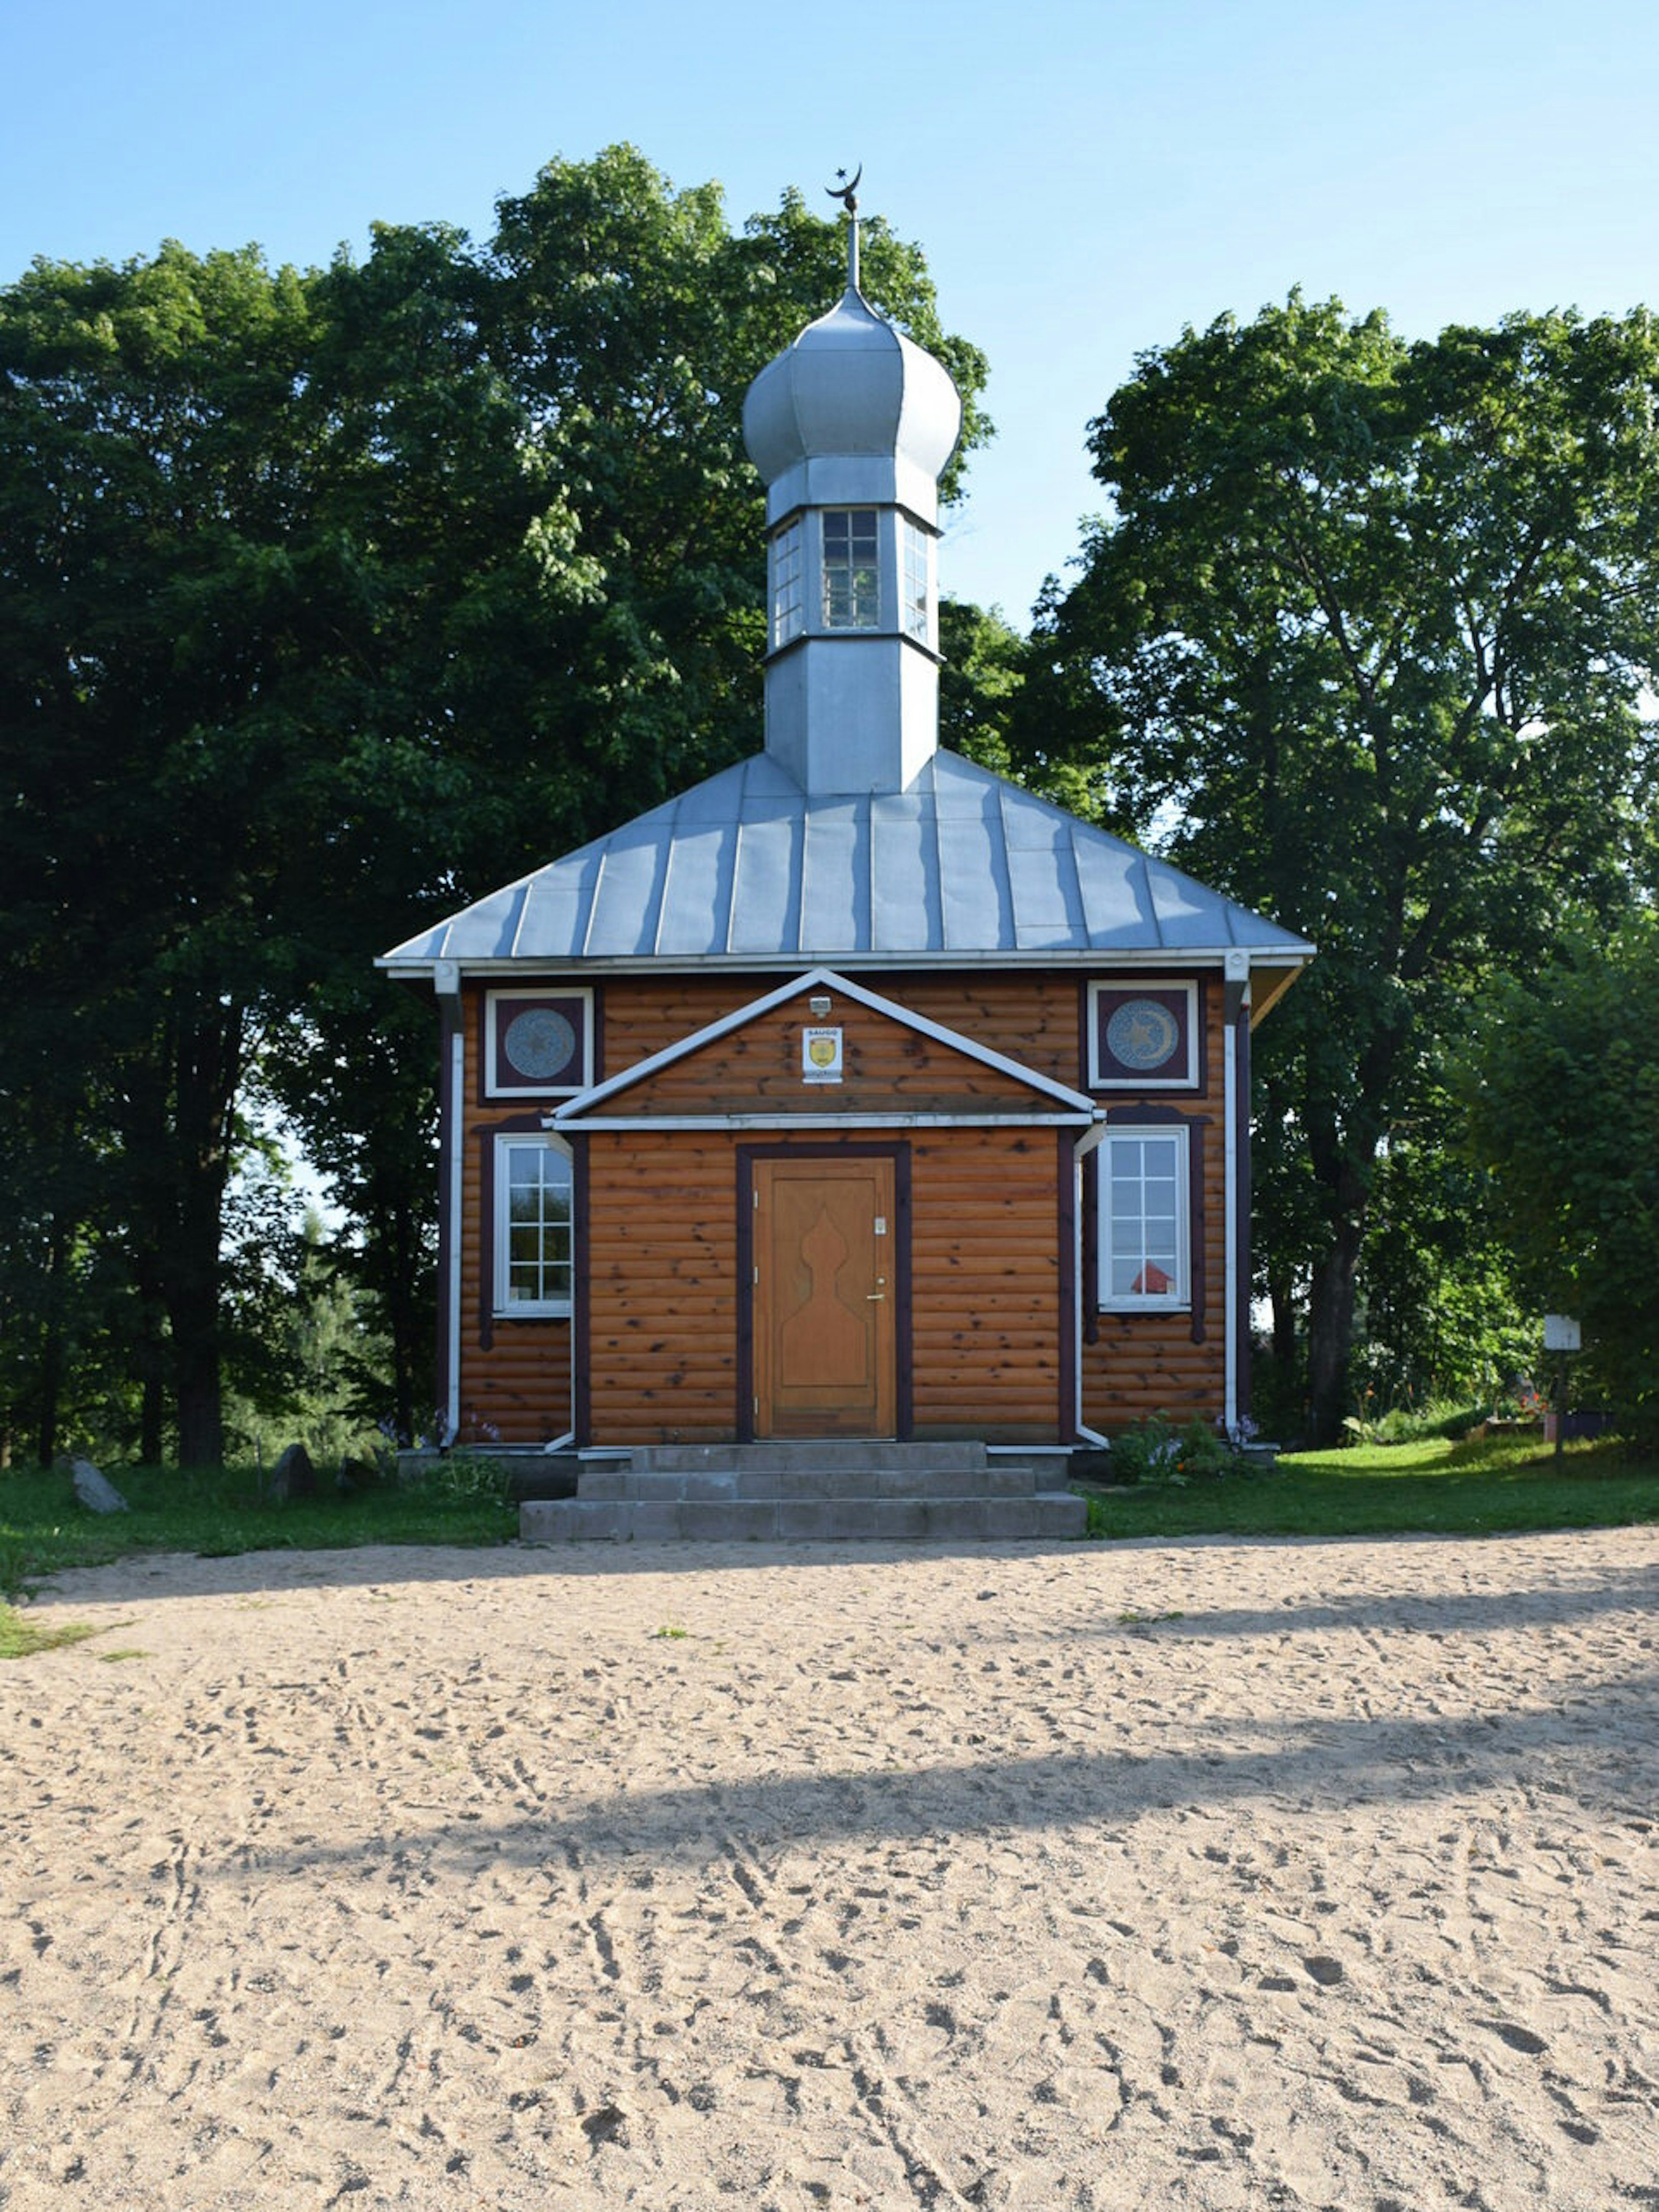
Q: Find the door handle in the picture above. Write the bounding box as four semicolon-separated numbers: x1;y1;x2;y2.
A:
865;1292;886;1301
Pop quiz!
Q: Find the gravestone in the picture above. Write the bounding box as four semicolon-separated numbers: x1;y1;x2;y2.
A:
268;1442;317;1502
68;1456;127;1514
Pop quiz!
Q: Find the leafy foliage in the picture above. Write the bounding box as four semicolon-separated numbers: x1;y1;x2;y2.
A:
0;149;992;1464
1461;919;1659;1421
1106;1413;1258;1485
1027;293;1659;1439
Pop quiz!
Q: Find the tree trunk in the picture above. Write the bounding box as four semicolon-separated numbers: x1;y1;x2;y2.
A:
1306;1216;1366;1446
163;994;244;1470
140;1378;165;1468
1298;999;1406;1448
34;1218;68;1467
174;1313;224;1468
1269;1275;1297;1373
129;1247;169;1466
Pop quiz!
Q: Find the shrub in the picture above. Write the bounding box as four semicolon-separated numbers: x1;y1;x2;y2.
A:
1108;1414;1254;1485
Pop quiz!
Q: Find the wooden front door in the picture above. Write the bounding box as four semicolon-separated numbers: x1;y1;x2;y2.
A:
753;1157;896;1438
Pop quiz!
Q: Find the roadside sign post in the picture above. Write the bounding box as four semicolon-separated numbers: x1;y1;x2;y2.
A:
1542;1315;1582;1465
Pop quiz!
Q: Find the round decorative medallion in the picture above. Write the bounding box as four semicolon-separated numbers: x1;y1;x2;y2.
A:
503;1006;577;1082
1106;997;1180;1072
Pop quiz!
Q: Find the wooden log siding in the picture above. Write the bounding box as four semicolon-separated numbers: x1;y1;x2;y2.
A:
584;1132;740;1444
883;973;1100;1091
454;1119;573;1446
592;997;1052;1116
591;972;1120;1095
454;973;1236;1442
907;1128;1064;1441
463;971;1223;1103
571;1125;1068;1447
1080;1107;1229;1432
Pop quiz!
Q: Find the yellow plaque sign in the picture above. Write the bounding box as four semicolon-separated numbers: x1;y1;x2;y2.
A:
802;1025;844;1083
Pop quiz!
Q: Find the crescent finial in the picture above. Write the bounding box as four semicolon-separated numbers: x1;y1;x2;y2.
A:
825;165;864;291
825;163;862;215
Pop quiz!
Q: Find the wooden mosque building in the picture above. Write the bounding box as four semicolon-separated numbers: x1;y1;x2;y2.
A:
379;208;1312;1538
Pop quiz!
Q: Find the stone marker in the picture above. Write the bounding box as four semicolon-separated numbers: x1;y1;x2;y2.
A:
69;1456;127;1514
268;1442;317;1502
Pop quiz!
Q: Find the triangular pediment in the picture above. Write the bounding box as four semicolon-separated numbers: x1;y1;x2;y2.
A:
552;969;1096;1127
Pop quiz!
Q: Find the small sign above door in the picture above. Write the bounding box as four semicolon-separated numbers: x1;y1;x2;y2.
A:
802;1025;844;1083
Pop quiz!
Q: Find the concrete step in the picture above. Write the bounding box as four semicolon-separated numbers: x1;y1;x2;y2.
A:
628;1440;990;1476
576;1462;1047;1503
520;1490;1087;1545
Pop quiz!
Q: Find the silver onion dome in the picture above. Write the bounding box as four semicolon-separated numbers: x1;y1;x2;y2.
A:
742;282;962;527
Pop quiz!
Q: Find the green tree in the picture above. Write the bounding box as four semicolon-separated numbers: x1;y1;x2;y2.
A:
1;151;994;1463
1462;920;1659;1420
938;597;1026;773
1027;294;1659;1441
277;153;994;1443
0;244;333;1463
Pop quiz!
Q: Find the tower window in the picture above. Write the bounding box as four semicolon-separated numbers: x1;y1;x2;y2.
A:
770;519;805;648
902;519;931;644
822;509;879;629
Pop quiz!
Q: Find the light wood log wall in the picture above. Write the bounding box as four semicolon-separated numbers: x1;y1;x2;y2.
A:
578;1125;1063;1445
596;971;1089;1085
908;1128;1062;1440
585;1131;739;1442
454;1110;572;1447
455;970;1233;1442
610;996;1044;1112
1081;1106;1229;1429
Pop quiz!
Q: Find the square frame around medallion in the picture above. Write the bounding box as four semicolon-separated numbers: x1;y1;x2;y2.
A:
482;988;594;1098
1087;978;1201;1091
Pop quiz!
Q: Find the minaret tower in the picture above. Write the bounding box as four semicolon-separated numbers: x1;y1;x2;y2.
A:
741;172;963;795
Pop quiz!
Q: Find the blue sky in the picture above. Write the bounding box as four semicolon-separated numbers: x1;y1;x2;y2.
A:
6;0;1659;626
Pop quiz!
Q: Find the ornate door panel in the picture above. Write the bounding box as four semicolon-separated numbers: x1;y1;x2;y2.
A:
753;1158;896;1437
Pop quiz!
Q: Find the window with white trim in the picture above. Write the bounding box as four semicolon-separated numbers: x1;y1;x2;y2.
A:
1100;1125;1189;1309
495;1137;573;1316
902;517;931;644
822;508;879;628
770;518;805;648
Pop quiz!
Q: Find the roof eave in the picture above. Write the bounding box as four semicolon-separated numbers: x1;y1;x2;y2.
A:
378;942;1314;983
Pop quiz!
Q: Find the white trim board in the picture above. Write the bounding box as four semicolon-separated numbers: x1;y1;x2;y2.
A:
548;1112;1096;1133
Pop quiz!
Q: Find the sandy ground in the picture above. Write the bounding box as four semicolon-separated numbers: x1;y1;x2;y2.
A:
1;1530;1656;2212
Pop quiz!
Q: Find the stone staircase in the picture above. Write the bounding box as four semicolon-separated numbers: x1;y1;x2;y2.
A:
518;1440;1087;1545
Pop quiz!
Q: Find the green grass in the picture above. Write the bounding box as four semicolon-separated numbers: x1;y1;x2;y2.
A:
0;1602;105;1658
0;1459;518;1601
5;1437;1655;1613
1081;1433;1659;1541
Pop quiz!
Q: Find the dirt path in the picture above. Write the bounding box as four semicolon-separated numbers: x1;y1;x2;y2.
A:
3;1529;1656;2208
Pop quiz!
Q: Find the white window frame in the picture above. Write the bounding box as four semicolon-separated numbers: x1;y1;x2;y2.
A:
821;507;880;629
483;987;594;1099
1099;1123;1190;1312
494;1135;574;1318
901;516;933;646
770;516;805;649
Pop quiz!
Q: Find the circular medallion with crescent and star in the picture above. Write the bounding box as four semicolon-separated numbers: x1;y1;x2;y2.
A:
1106;997;1180;1072
503;1007;577;1083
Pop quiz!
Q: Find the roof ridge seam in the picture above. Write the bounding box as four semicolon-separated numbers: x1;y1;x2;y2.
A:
651;789;681;958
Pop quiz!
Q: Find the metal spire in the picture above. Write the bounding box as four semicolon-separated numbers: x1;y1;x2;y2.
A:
826;164;862;292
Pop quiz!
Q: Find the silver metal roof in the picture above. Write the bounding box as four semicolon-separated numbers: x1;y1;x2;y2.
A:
742;282;961;528
379;749;1314;972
